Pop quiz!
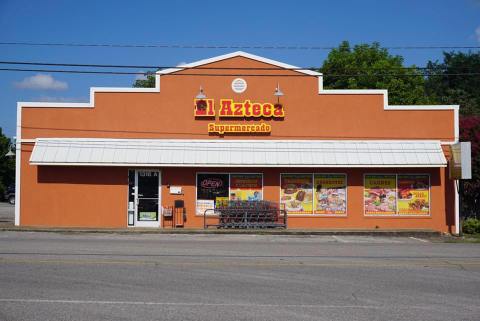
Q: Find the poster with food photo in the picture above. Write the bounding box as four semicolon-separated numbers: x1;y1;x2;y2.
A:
397;175;430;215
314;174;347;215
280;174;313;214
230;174;262;201
364;174;397;215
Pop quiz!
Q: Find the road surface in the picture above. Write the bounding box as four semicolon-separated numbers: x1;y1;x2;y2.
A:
0;232;479;321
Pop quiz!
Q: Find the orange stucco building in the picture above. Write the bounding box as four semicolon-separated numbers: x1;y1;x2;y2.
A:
15;52;460;233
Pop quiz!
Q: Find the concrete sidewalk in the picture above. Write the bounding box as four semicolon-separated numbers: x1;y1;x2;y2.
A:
0;225;443;237
0;202;448;237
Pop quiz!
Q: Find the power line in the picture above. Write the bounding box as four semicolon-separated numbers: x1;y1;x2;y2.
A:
20;127;455;140
1;67;480;77
1;41;480;50
0;68;311;77
0;60;474;71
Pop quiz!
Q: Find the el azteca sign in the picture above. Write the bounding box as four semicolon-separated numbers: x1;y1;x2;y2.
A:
194;99;285;118
195;99;284;135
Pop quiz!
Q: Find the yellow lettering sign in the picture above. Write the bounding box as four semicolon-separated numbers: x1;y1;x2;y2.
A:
207;122;272;135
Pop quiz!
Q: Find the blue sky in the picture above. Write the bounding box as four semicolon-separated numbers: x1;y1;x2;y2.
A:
1;0;479;138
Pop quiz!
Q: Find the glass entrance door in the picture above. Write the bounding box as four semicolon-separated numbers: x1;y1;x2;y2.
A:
135;170;161;227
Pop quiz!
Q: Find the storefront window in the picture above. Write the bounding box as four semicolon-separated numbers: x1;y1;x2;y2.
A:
230;174;262;201
364;174;430;216
196;173;229;215
280;174;313;214
364;174;397;215
397;174;430;215
314;174;347;215
196;173;263;215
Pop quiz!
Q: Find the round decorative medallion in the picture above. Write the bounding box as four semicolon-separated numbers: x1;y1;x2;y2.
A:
231;78;247;93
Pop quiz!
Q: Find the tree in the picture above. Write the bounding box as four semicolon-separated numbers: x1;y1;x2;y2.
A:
320;41;431;105
425;52;480;217
459;116;480;218
0;128;15;198
425;51;480;116
133;73;156;88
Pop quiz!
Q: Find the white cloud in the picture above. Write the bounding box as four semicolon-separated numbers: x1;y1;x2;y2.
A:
135;70;147;81
14;74;68;90
476;26;480;43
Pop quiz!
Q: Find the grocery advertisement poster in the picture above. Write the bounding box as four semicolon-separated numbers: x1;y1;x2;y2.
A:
364;175;397;215
230;174;263;201
314;174;347;215
196;199;214;216
215;197;229;207
397;175;430;215
280;174;313;214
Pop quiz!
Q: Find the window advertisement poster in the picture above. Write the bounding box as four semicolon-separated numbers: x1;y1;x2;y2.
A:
364;174;397;215
196;173;229;215
138;212;158;221
280;174;313;214
196;199;215;216
215;197;229;207
314;174;347;215
397;175;430;215
230;174;263;201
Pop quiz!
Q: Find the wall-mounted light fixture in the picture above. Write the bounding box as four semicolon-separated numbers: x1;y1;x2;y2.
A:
274;83;284;98
274;83;284;108
196;86;207;99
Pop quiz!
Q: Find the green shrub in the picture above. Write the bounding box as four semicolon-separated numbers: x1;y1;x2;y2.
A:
462;218;480;234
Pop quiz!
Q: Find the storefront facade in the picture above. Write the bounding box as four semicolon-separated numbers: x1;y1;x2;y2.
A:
15;52;460;233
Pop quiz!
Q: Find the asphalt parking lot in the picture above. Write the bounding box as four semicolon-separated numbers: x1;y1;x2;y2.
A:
0;231;479;321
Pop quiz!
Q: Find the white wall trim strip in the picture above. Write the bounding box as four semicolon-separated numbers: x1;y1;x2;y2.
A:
14;103;21;226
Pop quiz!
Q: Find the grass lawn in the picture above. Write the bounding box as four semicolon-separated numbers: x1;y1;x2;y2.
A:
444;233;480;243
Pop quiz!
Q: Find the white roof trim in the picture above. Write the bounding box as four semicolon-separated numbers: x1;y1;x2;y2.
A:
316;75;459;143
29;138;447;168
157;51;322;76
17;74;161;109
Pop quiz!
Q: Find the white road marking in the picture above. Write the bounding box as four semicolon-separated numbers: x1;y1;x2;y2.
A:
0;298;381;309
410;237;430;243
331;235;348;243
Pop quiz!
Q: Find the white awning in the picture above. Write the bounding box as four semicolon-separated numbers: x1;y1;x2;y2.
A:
29;138;447;168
